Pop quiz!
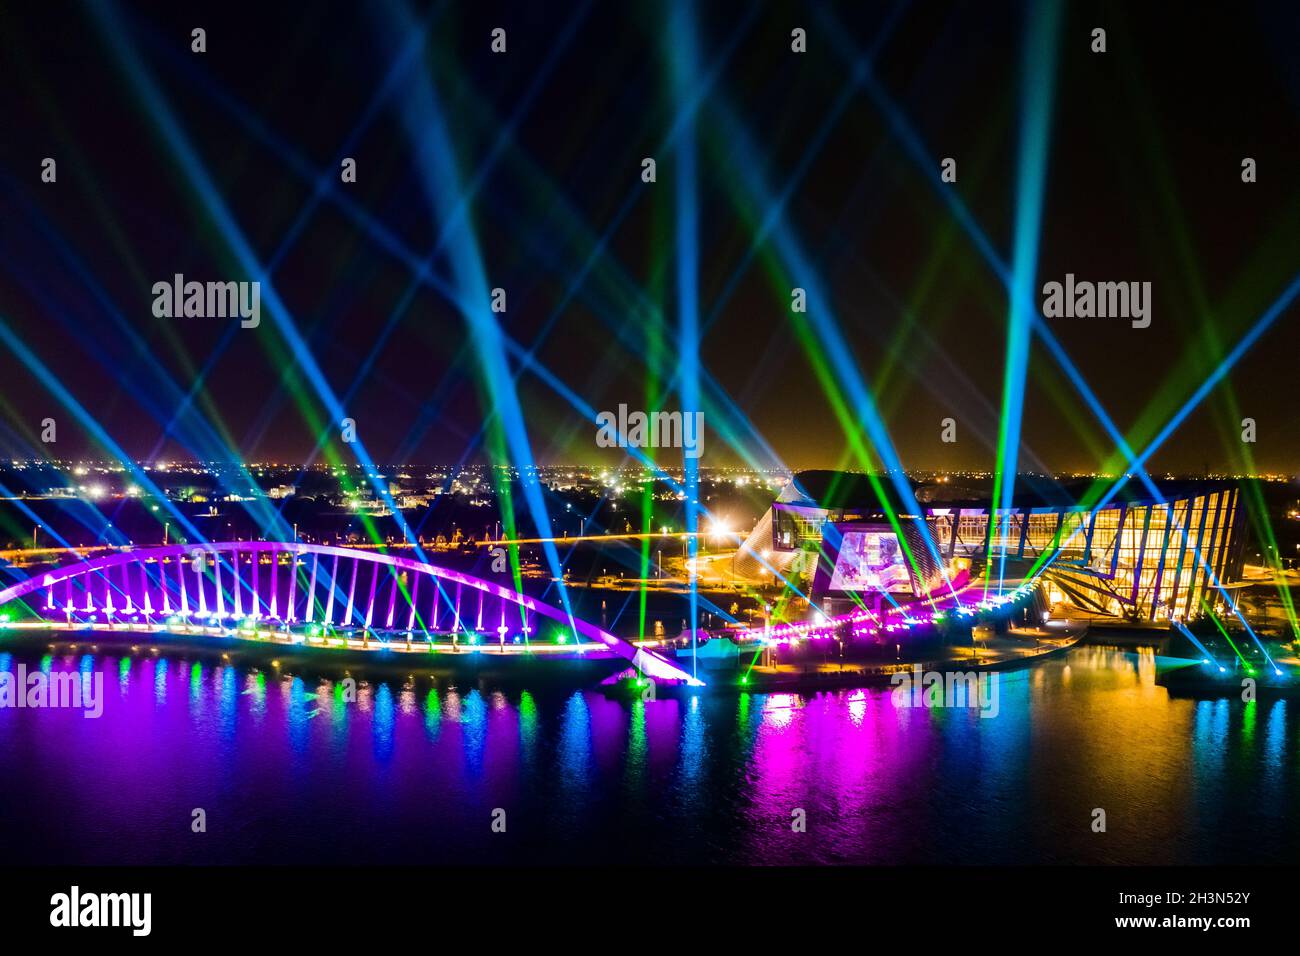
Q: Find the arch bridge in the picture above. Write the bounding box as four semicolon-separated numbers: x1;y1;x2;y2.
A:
0;542;701;685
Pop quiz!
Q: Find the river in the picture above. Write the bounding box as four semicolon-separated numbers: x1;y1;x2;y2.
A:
0;642;1293;864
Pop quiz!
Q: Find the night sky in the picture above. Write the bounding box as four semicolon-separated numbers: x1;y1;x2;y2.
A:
1;1;1298;474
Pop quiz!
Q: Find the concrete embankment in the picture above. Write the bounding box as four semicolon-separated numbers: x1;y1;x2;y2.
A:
686;623;1088;693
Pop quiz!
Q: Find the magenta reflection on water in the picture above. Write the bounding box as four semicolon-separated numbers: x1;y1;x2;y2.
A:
0;645;1295;864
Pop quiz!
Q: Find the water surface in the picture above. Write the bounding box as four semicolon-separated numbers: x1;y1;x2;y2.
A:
0;644;1292;864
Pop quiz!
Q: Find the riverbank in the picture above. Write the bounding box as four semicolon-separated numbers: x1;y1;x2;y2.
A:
0;625;630;687
666;621;1089;693
1;618;1094;695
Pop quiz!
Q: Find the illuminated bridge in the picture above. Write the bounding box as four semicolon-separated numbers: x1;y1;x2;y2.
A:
0;542;701;685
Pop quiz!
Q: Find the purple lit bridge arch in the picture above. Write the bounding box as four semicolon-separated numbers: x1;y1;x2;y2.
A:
0;542;701;685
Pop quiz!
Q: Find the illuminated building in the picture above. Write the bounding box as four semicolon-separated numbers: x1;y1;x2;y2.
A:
737;470;1245;623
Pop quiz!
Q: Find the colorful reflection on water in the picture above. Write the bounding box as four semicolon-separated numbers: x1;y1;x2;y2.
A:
0;644;1294;864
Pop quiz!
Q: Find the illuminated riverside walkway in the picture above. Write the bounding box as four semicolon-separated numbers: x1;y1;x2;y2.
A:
0;542;701;685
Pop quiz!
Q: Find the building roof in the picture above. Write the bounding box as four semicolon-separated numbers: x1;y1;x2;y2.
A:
777;470;897;511
776;470;1237;515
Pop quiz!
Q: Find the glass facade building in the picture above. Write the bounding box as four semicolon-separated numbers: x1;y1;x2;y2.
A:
924;483;1244;621
740;471;1245;624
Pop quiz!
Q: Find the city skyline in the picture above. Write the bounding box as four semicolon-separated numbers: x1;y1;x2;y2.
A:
0;3;1297;475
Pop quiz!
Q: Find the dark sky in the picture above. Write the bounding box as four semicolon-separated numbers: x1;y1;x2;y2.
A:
0;0;1298;474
